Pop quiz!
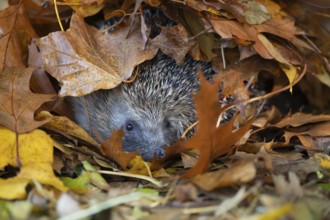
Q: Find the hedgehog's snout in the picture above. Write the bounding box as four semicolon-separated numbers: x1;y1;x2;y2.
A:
125;144;166;161
139;147;166;161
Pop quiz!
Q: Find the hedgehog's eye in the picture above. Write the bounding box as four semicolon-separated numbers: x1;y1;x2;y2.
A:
165;120;171;128
126;123;134;131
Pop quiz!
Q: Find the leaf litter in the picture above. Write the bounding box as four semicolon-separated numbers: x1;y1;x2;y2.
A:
0;0;330;219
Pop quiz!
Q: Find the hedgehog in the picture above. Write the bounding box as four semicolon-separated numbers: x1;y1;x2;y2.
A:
70;54;219;161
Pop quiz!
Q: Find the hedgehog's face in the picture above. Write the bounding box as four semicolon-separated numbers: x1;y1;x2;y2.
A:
122;117;180;161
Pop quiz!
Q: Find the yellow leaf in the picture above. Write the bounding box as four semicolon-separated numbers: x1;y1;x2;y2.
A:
0;127;67;199
281;65;297;93
257;203;293;220
127;156;152;176
63;0;104;17
0;178;28;200
315;153;330;169
36;111;99;146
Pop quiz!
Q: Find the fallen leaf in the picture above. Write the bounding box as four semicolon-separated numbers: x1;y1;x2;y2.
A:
63;0;105;17
99;129;138;169
255;18;297;41
192;159;257;191
182;8;217;61
36;111;99;146
281;65;298;93
273;113;330;128
0;3;37;70
175;183;198;202
315;153;330;169
258;34;291;66
210;18;249;40
28;40;58;94
165;70;253;178
37;13;158;96
82;161;109;190
127;156;152;176
0;67;55;133
0;127;67;199
243;1;271;25
151;24;197;64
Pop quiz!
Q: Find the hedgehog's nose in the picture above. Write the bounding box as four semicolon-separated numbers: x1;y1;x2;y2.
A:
140;147;166;161
153;148;166;159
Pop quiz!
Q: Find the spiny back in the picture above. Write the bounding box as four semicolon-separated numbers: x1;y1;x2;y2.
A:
71;54;214;160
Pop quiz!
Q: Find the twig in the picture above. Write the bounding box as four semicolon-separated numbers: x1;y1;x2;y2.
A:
181;64;307;135
53;0;64;31
219;64;307;122
98;170;163;188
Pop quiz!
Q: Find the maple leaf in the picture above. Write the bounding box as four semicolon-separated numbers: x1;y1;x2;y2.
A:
0;128;67;199
164;70;253;178
37;13;158;96
0;67;55;133
0;3;37;70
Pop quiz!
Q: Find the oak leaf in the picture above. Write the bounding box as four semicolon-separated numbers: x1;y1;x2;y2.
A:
99;129;138;169
165;70;253;178
0;67;55;133
37;13;158;96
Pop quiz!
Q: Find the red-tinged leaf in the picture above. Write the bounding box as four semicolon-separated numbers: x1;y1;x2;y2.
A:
164;70;253;178
210;18;249;40
0;3;37;70
99;129;137;169
0;67;55;133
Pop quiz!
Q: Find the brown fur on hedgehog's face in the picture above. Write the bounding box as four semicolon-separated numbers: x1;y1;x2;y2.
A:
121;116;180;161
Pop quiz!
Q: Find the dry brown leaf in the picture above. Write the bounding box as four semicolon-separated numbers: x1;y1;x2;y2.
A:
192;159;257;191
165;70;253;178
0;67;55;133
175;183;198;202
28;40;57;94
255;18;297;41
36;111;99;146
99;129;137;169
181;152;198;169
210;18;249;40
37;13;158;96
280;121;330;149
242;24;272;59
273;113;330;128
0;3;37;70
150;24;197;64
301;122;330;137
